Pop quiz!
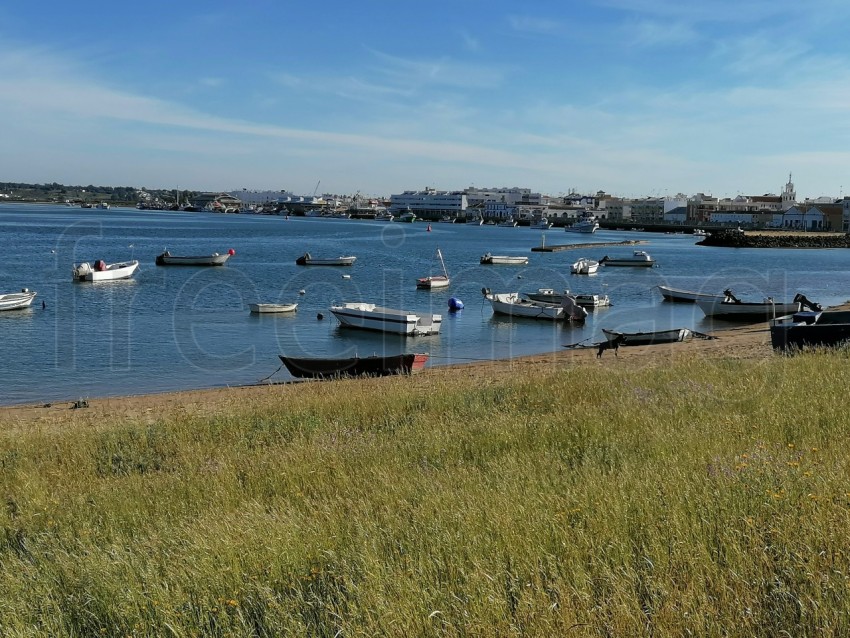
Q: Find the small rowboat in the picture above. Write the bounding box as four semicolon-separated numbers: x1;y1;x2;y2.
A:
480;253;529;265
279;353;429;378
156;250;234;266
296;253;356;266
249;303;298;314
72;260;139;282
602;327;692;345
0;289;37;311
657;285;725;303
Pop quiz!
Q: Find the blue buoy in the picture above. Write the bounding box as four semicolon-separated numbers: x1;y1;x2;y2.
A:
448;297;464;312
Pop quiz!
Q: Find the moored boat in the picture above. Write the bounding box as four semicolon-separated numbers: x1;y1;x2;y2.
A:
601;327;692;345
156;250;234;266
696;291;818;320
483;290;588;321
296;253;357;266
657;285;725;303
497;218;518;227
249;303;298;314
0;289;37;311
279;353;429;379
770;310;850;351
329;302;442;335
465;216;483;225
530;218;552;230
72;260;139;282
417;248;451;289
599;250;655;267
480;253;529;265
564;216;599;233
570;257;600;274
524;288;609;309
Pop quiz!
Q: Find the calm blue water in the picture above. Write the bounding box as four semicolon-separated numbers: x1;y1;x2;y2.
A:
2;204;849;405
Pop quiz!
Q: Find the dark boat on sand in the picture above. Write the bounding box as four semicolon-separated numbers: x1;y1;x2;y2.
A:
279;353;429;379
770;310;850;351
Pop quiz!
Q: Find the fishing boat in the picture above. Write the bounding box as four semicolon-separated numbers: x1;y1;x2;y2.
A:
695;290;817;320
396;210;417;223
483;290;588;321
417;248;450;289
601;327;692;345
480;253;529;265
657;285;725;303
770;310;850;351
530;218;552;230
279;353;429;379
465;216;483;225
155;249;234;266
570;258;600;274
295;253;357;266
497;218;518;227
523;289;610;308
72;260;139;282
599;250;656;267
0;289;37;311
329;302;442;335
438;215;457;223
564;216;599;233
249;303;298;314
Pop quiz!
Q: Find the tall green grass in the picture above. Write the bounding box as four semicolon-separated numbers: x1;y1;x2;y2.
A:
1;352;850;636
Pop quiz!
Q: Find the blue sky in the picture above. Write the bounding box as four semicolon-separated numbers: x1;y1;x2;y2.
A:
2;0;849;199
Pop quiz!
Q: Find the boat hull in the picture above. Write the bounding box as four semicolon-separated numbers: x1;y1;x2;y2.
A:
658;285;724;303
279;353;428;379
156;253;231;266
0;291;37;311
602;328;691;345
330;303;442;335
480;254;529;265
416;276;450;289
570;258;600;274
696;298;800;320
485;293;566;320
250;303;298;314
296;254;356;266
770;311;850;351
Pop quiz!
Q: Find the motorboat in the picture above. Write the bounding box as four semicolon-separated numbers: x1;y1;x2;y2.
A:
695;290;818;320
601;327;692;345
524;289;610;309
599;251;656;267
657;285;725;303
570;258;600;274
0;289;37;311
480;253;529;265
249;303;298;314
329;302;442;335
156;249;234;266
465;216;483;225
770;310;850;351
483;290;587;321
72;260;139;282
573;294;611;308
279;353;429;379
417;248;450;289
296;253;357;266
497;218;518;227
395;211;417;223
530;218;552;230
438;215;457;223
564;217;599;233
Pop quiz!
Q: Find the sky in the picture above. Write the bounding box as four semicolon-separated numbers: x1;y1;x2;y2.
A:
2;0;850;200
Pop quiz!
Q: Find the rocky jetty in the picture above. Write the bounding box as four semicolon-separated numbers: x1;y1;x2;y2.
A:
699;229;850;248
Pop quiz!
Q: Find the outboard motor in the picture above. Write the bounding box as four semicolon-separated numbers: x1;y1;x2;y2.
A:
723;289;742;303
793;293;822;312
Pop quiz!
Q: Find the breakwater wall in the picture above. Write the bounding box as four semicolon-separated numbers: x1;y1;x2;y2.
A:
700;229;850;248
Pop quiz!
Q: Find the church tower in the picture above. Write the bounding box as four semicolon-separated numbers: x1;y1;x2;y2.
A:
781;172;796;211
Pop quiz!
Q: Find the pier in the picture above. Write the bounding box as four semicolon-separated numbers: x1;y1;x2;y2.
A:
531;239;646;252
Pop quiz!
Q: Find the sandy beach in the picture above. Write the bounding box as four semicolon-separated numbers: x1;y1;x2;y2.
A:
1;312;792;431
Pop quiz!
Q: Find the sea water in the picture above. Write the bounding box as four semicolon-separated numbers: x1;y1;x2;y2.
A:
2;204;849;405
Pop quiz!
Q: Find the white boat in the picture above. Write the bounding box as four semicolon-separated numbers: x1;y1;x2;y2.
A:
438;215;456;224
72;260;139;282
96;202;110;210
417;248;450;289
395;211;417;223
0;289;37;311
657;285;725;303
574;294;611;308
497;218;518;227
570;258;600;274
156;250;233;266
249;303;298;314
530;218;552;230
484;291;588;321
295;253;357;266
329;302;442;335
564;217;599;233
599;250;655;267
693;228;709;237
465;216;483;225
695;291;802;320
480;253;529;265
602;327;692;345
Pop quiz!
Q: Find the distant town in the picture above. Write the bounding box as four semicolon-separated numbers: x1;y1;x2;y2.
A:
2;174;848;231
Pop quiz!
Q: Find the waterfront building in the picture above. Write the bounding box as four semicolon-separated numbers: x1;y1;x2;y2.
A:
389;188;467;217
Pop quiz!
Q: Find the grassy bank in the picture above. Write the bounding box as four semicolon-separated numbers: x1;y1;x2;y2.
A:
1;352;849;636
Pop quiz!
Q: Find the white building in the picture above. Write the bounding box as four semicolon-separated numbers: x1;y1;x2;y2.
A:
389;188;467;216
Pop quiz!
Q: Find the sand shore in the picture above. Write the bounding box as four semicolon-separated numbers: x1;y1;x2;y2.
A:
5;304;809;431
